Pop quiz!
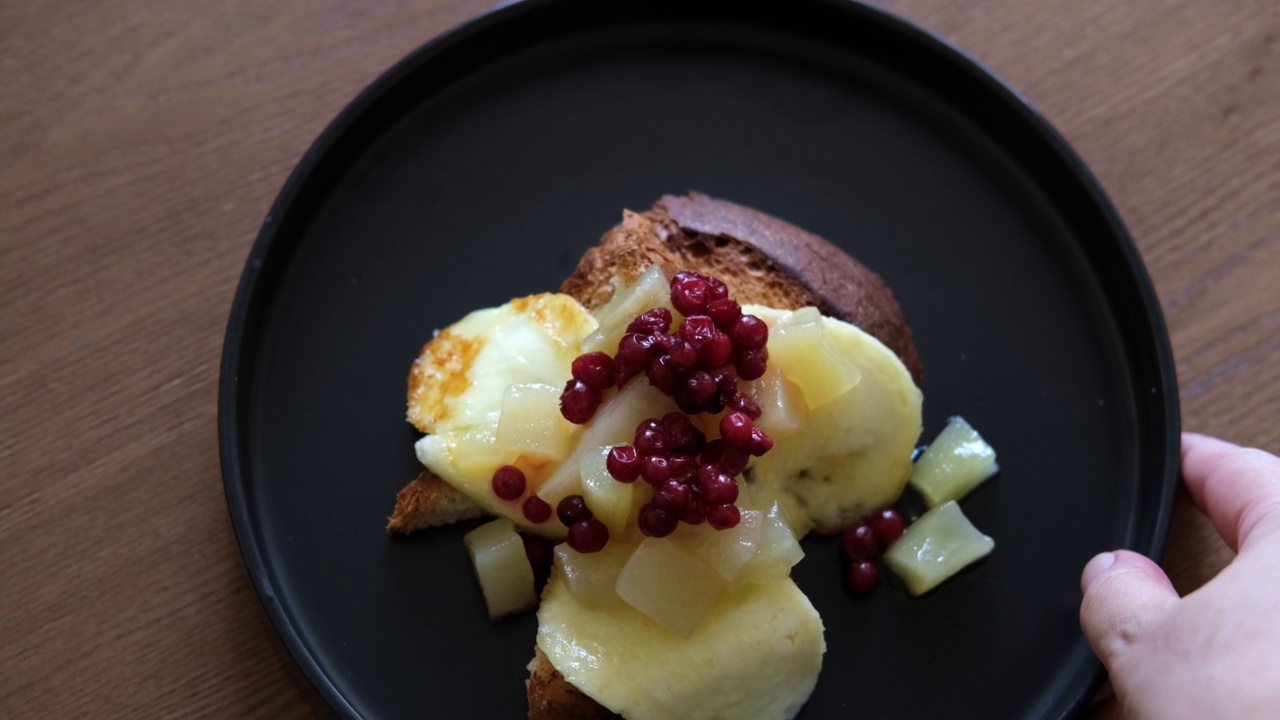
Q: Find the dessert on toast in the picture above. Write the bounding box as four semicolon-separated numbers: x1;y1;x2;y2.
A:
392;192;925;720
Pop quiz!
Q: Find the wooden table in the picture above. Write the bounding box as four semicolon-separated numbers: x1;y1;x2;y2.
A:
4;0;1278;716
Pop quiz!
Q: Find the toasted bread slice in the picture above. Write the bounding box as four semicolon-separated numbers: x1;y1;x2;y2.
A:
526;647;621;720
388;192;922;535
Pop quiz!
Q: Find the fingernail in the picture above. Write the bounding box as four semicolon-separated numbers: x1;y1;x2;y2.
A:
1082;552;1116;591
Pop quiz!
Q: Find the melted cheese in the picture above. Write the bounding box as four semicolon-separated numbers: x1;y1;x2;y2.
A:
410;293;596;522
742;305;923;535
538;568;824;720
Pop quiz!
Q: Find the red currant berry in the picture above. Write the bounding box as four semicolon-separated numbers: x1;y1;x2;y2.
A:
634;418;669;457
668;454;699;484
844;560;880;596
706;298;742;330
661;411;706;455
616;333;655;377
679;314;716;344
559;378;601;424
491;465;526;501
606;444;641;483
641;454;673;486
678;495;707;525
571;351;618;390
749;427;774;456
651;479;690;512
677;371;717;413
627;307;673;335
522;495;552;523
671;273;711;315
645;355;679;395
731;314;769;351
719;411;756;453
734;347;769;381
840;524;879;561
556;494;592;527
638;503;678;538
707;503;741;530
699;330;733;367
701;440;748;476
651;332;677;354
705;276;729;302
665;340;700;373
871;508;907;546
567;518;609;552
700;470;739;505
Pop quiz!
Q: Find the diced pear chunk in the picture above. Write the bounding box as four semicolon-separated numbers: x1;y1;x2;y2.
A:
494;383;576;461
883;501;994;596
448;419;509;475
768;307;861;410
581;265;672;354
581;446;638;536
673;509;763;582
747;365;807;438
463;518;538;620
616;538;726;636
554;541;635;611
910;416;999;506
737;502;805;585
538;380;672;500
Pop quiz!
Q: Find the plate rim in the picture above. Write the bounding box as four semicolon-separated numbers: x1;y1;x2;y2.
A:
217;1;1181;718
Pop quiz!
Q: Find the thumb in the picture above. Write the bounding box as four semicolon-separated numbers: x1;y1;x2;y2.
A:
1079;550;1179;668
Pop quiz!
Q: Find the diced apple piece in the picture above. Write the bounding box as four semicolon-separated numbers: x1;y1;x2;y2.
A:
463;518;538;620
581;265;673;354
554;540;635;611
737;502;805;585
747;365;807;438
581;446;638;536
909;416;999;506
883;501;994;596
616;538;726;636
768;307;861;410
538;381;672;500
494;383;576;461
673;509;763;582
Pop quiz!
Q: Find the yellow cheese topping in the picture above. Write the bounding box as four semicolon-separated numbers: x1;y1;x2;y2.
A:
538;566;824;720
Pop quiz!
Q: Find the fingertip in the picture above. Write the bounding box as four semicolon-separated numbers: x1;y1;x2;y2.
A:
1081;551;1116;592
1079;550;1177;666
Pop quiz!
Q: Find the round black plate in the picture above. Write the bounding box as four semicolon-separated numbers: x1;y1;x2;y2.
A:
219;1;1180;718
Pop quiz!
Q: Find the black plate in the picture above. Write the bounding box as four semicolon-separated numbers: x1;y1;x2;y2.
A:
219;1;1180;718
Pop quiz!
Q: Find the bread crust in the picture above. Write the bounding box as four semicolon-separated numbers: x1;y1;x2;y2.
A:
385;468;486;534
560;193;922;384
526;647;621;720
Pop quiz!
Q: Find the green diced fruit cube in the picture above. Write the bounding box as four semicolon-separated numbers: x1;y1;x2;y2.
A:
909;416;998;506
883;501;994;596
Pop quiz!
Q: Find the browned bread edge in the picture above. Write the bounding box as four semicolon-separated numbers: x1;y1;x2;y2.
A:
527;646;622;720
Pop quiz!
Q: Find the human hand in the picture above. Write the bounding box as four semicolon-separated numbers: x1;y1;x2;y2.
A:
1079;432;1280;719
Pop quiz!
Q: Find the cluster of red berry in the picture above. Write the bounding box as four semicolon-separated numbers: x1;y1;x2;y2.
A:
559;271;771;424
490;270;775;553
839;508;908;596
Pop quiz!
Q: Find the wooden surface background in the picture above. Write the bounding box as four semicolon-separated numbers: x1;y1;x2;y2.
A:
3;0;1278;717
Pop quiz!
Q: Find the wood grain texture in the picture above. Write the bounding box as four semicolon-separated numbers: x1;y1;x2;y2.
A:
2;0;1276;717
